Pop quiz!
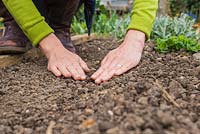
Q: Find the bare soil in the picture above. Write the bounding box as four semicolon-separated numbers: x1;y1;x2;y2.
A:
0;39;200;134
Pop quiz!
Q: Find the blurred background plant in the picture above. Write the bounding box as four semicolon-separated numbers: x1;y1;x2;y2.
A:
72;0;130;39
0;17;4;36
72;0;200;39
0;22;3;27
0;17;4;27
151;13;199;40
170;0;200;21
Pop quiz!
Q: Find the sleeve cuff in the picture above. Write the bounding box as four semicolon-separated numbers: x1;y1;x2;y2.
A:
127;0;158;40
127;18;152;40
26;20;54;47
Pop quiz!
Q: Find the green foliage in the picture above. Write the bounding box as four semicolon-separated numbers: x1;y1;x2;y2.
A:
71;3;130;39
170;0;200;20
151;14;199;40
93;13;130;39
0;22;3;27
0;21;3;27
152;14;200;53
155;35;200;53
71;17;87;34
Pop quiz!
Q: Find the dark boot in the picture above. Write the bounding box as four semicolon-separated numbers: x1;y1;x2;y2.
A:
55;28;76;52
45;0;80;53
0;1;30;54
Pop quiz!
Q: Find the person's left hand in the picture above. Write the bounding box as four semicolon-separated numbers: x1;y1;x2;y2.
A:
91;30;146;84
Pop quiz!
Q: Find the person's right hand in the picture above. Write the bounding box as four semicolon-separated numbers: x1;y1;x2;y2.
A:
39;33;90;80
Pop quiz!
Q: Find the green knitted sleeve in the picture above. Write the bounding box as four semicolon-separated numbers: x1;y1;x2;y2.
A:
127;0;158;40
2;0;54;47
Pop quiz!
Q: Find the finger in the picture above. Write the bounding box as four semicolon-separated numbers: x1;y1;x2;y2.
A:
64;68;72;78
95;69;116;83
114;65;131;76
95;78;102;84
94;56;118;80
107;57;121;71
101;55;108;65
74;64;86;80
92;52;113;78
49;66;62;77
100;59;126;82
79;58;90;72
67;65;82;80
91;67;104;80
57;65;72;78
101;55;116;70
92;57;115;80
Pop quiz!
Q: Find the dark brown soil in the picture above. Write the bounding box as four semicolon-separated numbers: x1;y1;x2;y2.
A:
0;39;200;134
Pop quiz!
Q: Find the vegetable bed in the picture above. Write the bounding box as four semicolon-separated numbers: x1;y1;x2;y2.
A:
0;38;199;134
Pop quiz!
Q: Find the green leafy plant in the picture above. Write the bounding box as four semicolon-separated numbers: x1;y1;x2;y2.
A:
0;18;4;36
151;13;199;40
0;22;3;27
71;4;130;39
0;18;3;27
152;14;200;53
71;17;87;34
155;35;200;53
93;12;130;39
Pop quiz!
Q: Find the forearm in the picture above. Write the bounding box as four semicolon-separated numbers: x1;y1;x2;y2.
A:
2;0;54;46
128;0;158;40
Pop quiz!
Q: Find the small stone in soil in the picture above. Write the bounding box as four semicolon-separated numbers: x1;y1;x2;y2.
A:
79;119;96;129
193;53;200;61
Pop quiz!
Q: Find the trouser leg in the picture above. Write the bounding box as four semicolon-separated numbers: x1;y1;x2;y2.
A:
0;0;80;53
32;0;49;22
43;0;80;52
44;0;80;29
33;0;80;52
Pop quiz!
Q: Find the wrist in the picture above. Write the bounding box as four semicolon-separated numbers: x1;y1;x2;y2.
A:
39;33;64;59
126;30;145;43
123;30;145;50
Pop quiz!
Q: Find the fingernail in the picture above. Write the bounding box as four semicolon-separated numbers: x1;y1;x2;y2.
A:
81;76;86;80
95;79;101;84
75;75;81;80
91;75;95;79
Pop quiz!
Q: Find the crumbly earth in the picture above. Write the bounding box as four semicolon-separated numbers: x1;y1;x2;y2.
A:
0;39;199;134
